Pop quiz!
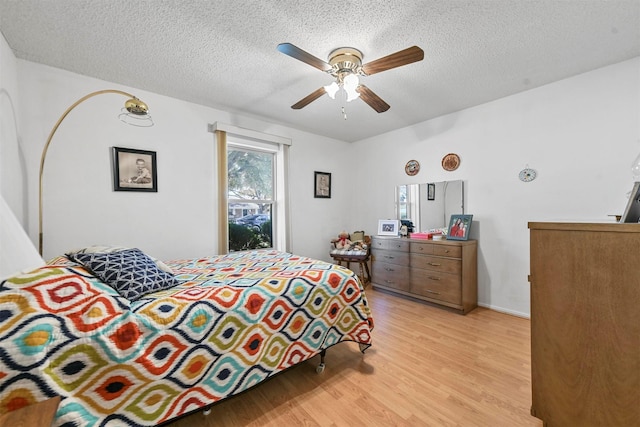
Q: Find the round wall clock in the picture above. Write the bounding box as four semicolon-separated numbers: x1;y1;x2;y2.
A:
405;160;420;176
519;167;537;182
441;153;460;171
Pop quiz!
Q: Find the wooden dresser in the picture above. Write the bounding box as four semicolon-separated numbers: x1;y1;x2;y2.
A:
529;222;640;426
371;236;477;313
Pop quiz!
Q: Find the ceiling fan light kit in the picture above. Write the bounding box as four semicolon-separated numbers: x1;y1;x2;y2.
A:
277;42;424;115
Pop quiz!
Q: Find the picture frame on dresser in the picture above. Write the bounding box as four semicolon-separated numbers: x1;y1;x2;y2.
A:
377;219;399;236
447;214;473;240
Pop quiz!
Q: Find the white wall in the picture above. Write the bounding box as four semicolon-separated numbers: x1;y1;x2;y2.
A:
3;53;355;263
0;32;27;225
352;57;640;317
3;28;639;317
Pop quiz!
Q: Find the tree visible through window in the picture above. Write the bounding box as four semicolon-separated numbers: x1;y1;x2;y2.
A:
227;147;274;251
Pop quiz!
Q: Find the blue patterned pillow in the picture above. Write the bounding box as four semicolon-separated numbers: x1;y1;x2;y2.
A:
68;248;178;301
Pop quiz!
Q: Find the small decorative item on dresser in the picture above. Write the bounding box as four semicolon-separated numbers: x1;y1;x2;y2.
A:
441;153;460;171
447;214;473;240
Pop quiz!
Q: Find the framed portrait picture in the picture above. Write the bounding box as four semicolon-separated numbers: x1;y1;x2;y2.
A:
112;147;157;192
314;171;331;198
447;214;473;241
378;219;400;236
427;183;435;201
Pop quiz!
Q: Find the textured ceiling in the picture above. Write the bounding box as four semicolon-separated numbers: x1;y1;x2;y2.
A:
0;0;639;142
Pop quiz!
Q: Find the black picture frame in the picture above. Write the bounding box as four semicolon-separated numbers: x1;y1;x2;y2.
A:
112;147;158;192
447;214;473;240
427;183;435;200
314;171;331;198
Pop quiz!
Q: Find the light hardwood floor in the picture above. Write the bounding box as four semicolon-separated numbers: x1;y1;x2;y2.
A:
167;288;542;427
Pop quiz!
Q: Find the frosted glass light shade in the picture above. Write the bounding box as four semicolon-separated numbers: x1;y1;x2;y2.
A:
324;82;339;99
345;86;360;102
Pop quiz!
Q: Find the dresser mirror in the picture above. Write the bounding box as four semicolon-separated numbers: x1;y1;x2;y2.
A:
395;180;464;232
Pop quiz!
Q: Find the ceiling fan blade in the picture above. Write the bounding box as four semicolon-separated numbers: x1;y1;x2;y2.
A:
291;87;326;109
361;46;424;76
277;43;332;72
358;85;390;113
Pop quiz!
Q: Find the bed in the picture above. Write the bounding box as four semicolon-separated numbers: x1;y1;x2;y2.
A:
0;248;374;426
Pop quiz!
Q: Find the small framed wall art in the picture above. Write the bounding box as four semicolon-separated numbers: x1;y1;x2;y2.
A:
112;147;157;192
378;219;400;236
314;171;331;198
447;214;473;240
427;183;435;200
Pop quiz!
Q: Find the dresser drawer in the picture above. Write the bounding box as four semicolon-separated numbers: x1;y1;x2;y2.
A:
410;242;462;258
372;248;410;266
372;262;410;292
372;238;409;252
410;254;461;274
409;270;461;304
433;244;461;258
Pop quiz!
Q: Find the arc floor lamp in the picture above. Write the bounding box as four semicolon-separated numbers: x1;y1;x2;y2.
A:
38;89;153;255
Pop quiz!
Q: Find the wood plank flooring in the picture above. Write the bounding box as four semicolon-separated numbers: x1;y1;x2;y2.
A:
166;288;542;427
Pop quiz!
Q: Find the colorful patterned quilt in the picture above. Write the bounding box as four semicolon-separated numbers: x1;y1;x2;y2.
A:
0;250;373;426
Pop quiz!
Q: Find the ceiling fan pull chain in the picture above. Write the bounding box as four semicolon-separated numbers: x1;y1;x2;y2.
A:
342;106;347;120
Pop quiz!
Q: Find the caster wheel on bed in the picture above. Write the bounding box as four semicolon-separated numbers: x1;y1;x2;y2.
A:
316;363;325;374
203;408;212;416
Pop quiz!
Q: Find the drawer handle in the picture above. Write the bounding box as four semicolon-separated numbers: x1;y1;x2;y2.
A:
443;249;450;253
385;267;395;272
384;256;395;260
428;262;441;266
425;289;440;295
428;276;441;281
384;280;395;284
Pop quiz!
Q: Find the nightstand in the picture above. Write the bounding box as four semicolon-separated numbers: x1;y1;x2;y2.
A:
0;396;60;427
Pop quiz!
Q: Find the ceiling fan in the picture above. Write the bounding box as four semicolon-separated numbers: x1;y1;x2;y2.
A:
277;43;424;113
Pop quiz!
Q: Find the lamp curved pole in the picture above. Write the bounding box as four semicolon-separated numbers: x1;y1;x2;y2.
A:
38;89;146;255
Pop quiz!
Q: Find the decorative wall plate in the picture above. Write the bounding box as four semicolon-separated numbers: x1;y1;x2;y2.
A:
442;153;460;171
405;159;420;176
519;167;537;182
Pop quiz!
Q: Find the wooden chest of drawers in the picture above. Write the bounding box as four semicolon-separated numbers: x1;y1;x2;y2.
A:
371;236;477;313
371;238;410;292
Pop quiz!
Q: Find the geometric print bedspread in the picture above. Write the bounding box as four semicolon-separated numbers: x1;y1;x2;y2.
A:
0;249;373;426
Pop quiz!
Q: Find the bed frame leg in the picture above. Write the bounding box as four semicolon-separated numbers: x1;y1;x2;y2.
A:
316;349;326;374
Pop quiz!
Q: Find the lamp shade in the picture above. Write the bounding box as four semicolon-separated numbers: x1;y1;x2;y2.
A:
324;82;339;99
1;195;45;281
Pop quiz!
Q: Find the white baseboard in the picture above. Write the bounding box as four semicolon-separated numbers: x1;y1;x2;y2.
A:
478;302;530;319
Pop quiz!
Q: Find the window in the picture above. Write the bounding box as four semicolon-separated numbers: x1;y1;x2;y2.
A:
211;122;291;254
396;184;419;230
227;145;275;251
